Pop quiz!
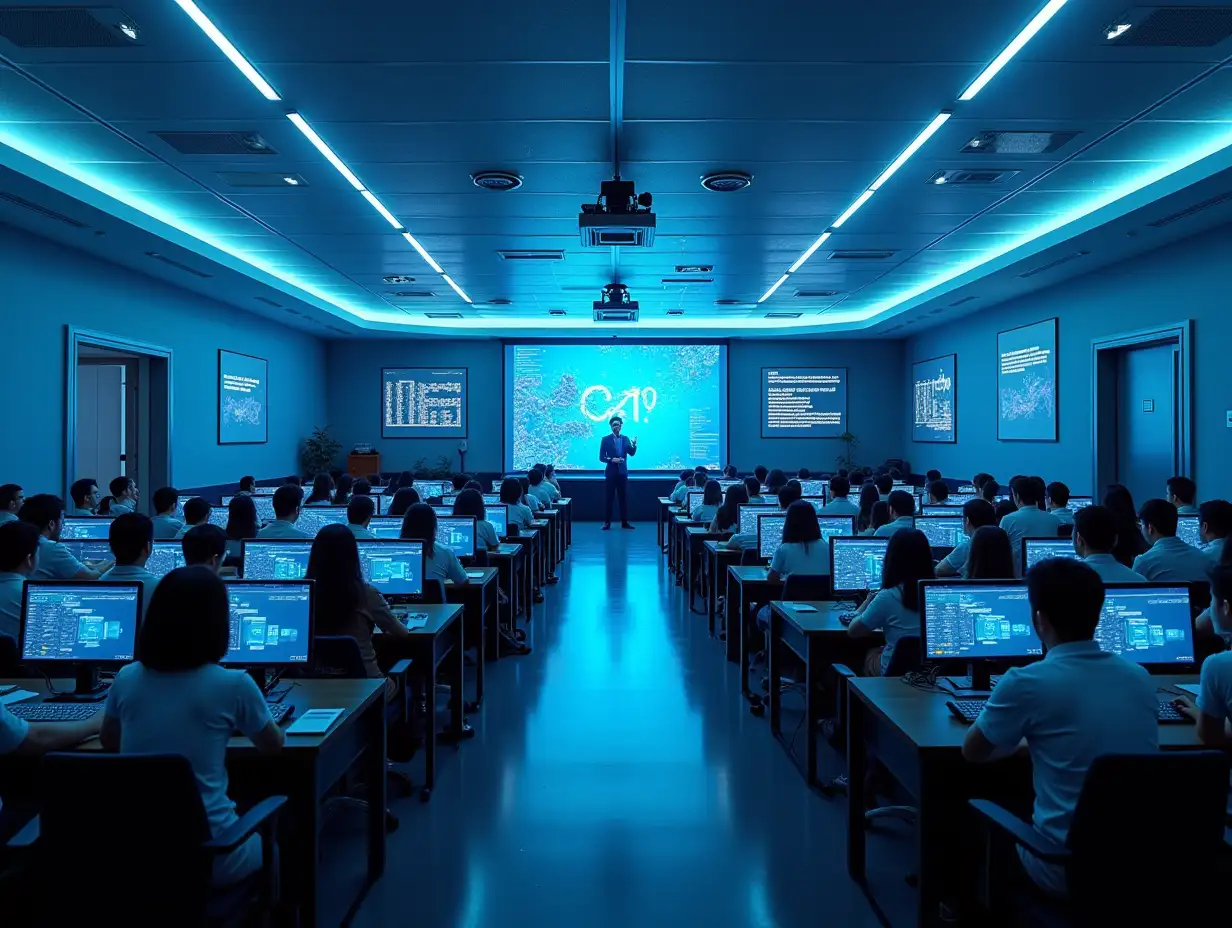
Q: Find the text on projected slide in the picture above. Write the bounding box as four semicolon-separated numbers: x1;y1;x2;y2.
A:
382;368;467;438
222;374;262;426
762;368;846;437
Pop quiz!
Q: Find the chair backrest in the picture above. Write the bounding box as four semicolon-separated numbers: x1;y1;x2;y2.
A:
1188;580;1212;614
739;548;763;566
422;578;446;604
1057;523;1074;538
884;634;921;676
312;634;368;679
781;573;832;602
472;549;490;568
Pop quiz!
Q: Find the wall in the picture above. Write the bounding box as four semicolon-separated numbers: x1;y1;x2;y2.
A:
902;222;1232;498
0;222;327;494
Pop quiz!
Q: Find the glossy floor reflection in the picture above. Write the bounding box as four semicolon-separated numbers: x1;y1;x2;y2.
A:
350;525;896;927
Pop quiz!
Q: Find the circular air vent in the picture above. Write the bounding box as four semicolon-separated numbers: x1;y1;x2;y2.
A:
471;171;523;191
701;171;753;192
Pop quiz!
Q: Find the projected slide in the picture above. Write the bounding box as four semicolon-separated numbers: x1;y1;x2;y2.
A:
761;368;846;438
505;344;725;471
218;350;267;444
382;368;467;439
998;319;1057;441
912;354;956;443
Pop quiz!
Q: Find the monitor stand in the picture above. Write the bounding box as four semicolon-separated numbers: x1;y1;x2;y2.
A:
47;665;111;702
945;661;995;693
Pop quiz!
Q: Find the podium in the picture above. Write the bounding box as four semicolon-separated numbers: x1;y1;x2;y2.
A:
347;452;380;479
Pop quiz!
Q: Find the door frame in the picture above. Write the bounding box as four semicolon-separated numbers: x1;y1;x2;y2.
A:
1090;320;1191;500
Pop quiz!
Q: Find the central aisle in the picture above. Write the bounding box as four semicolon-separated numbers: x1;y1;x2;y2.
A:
352;524;891;927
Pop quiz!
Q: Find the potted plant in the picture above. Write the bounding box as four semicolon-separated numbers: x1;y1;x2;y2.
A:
835;431;859;472
301;426;342;478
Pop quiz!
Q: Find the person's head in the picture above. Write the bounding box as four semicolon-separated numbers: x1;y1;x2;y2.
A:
527;468;543;487
226;494;260;541
1045;481;1070;510
181;497;211;528
1073;505;1117;556
353;479;372;496
1166;475;1197;509
777;481;803;509
723;464;738;479
332;473;354;505
850;470;866;487
306;524;365;630
766;469;788;494
450;473;470;491
609;415;623;436
109;512;153;567
869;501;892;531
1209;564;1232;635
1026;558;1105;649
927;481;948;504
734;476;757;501
888;489;915;519
0;484;24;516
1011;476;1041;508
239;475;255;493
19;494;65;541
782;499;821;546
702;479;723;507
69;478;100;511
1199;499;1232;543
857;484;880;526
545;464;556;480
973;473;993;490
152;486;178;517
0;520;41;576
388;487;420;517
966;526;1015;580
137;567;231;671
961;498;998;537
874;474;893;495
797;467;810;480
1102;483;1137;523
1138;498;1178;543
881;529;934;610
307;473;334;503
181;524;227;572
829;475;851;500
980;480;1000;503
452;488;488;522
838;468;849;479
715;484;748;530
925;469;941;484
993;499;1018;521
754;465;768;484
272;485;304;521
694;465;708;479
677;469;692;486
284;475;303;487
499;477;523;506
109;476;134;503
347;495;375;528
1030;476;1048;510
400;502;438;557
463;480;483;492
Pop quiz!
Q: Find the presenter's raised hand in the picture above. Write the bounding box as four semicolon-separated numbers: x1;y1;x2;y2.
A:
631;435;638;447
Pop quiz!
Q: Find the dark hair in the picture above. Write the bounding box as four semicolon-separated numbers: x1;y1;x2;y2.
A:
714;484;748;532
499;477;523;506
388;488;420;517
966;526;1015;580
1074;505;1117;553
226;495;260;541
962;498;997;530
239;475;255;492
109;476;133;498
19;494;64;533
829;475;851;499
463;480;483;492
694;465;708;476
183;497;211;526
766;469;788;494
928;481;948;503
702;479;723;507
272;485;303;519
332;474;354;505
401;503;438;557
347;495;375;525
856;484;880;532
838;468;849;478
152;486;178;515
452;488;487;522
528;469;543;486
284;475;303;487
0;485;20;512
880;529;934;611
1026;558;1105;642
0;520;40;571
544;464;556;478
609;416;622;426
306;524;366;633
797;467;810;479
782;499;821;549
1199;500;1232;539
1103;484;1148;565
1046;481;1070;507
869;501;892;531
743;476;761;499
1012;476;1042;506
754;465;768;483
1167;476;1197;506
390;471;414;492
888;489;915;518
981;480;1000;503
678;469;693;483
97;496;114;516
306;473;334;505
875;475;893;495
973;473;993;490
181;524;227;566
723;464;738;478
69;478;97;507
109;513;153;564
450;473;469;491
1138;498;1178;537
1210;564;1232;612
850;470;867;486
353;479;372;496
777;481;803;508
994;499;1018;521
137;567;230;671
926;469;941;483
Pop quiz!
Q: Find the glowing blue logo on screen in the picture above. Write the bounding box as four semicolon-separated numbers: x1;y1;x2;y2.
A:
580;384;658;422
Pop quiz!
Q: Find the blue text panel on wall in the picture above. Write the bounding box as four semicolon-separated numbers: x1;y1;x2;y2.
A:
761;367;847;439
504;343;726;471
218;349;268;445
912;354;957;443
382;368;467;439
997;319;1057;442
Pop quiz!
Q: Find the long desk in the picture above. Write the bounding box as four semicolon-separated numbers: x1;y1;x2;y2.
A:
446;567;499;704
845;673;1203;927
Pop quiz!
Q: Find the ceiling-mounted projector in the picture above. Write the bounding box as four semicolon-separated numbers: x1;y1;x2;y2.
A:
579;177;656;247
592;283;639;322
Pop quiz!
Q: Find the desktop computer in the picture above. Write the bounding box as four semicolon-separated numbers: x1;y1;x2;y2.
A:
175;495;198;519
1064;496;1094;512
252;486;277;496
60;539;113;566
294;506;351;537
830;537;889;597
1022;537;1080;571
207;508;230;529
919;505;963;518
738;505;781;537
224;494;275;523
436;516;477;558
815;516;856;558
685;490;705;514
240;540;314;580
1176;514;1202;547
356;540;425;600
921;580;1040;689
60;517;113;540
756;515;787;561
915;516;964;548
368;517;404;539
716;479;742;491
145;541;187;580
945;493;977;505
221;581;313;667
413;481;450;499
797;480;826;498
485;504;509;537
1095;583;1194;667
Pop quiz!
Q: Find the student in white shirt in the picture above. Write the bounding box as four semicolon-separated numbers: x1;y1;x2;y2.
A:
101;567;285;885
236;475;256;497
690;479;723;525
0;520;39;642
1174;565;1232;757
821;475;859;516
1072;505;1146;582
861;501;892;537
20;493;108;580
874;490;915;537
743;476;766;505
175;497;212;540
709;484;748;535
1000;477;1065;576
1199;499;1232;566
346;495;378;540
767;500;831;580
107;476;139;515
1166;475;1199;516
1045;481;1074;527
670;473;694;505
304;473;334;507
926;480;949;506
499;478;535;531
964;526;1016;580
518;476;543;513
100;513;160;616
150;487;184;540
255;486;309;543
936;499;998;578
1133;498;1210;582
181;523;227;573
401;504;468;586
68;478;101;516
527;468;556;507
453;489;500;551
544;464;562;493
0;484;23;526
964;558;1158;898
848;528;934;675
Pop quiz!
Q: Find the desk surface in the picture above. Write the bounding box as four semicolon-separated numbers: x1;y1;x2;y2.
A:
771;600;853;634
452;567;497;585
492;543;524;556
849;673;1203;750
703;540;741;555
729;565;776;583
397;602;463;636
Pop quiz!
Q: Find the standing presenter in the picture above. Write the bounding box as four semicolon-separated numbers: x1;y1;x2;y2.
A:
599;415;637;530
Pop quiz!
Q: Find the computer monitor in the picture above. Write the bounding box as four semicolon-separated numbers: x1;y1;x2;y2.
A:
221;581;313;667
175;495;198;519
492;479;503;493
915;516;964;548
430;505;453;517
1065;496;1094;512
1176;514;1202;547
436;516;477;558
20;581;142;699
294;506;351;537
206;508;230;529
413;481;450;499
817;516;856;551
957;485;977;494
369;486;386;495
1095;583;1195;668
921;580;1041;686
441;495;457;507
944;493;977;506
60;516;113;540
717;479;742;491
801;497;827;514
797;480;826;497
223;494;275;523
757;514;787;560
919;505;963;518
251;486;277;495
59;539;114;566
356;540;425;600
368;517;403;539
1022;537;1081;571
485;504;508;537
739;505;781;537
145;541;187;580
830;537;890;597
240;540;313;580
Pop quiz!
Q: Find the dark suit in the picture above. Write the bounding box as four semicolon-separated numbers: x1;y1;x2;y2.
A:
599;433;636;525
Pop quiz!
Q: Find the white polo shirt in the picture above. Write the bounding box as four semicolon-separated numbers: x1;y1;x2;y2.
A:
1001;507;1066;577
1132;535;1211;583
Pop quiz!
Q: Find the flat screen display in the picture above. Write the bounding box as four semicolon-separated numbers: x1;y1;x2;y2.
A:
21;582;141;662
912;354;956;443
218;350;268;444
761;367;846;438
382;368;467;439
998;318;1057;441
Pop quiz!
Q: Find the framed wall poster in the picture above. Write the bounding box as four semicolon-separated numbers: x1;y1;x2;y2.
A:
997;318;1058;442
218;349;268;445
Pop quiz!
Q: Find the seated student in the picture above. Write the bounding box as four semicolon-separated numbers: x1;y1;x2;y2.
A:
222;495;262;560
693;465;709;487
101;567;285;886
518;476;543;513
0;521;39;642
874;490;915;537
454;488;500;551
963;558;1158;899
972;472;993;491
150;487;184;540
753;464;768;487
1176;563;1232;744
100;513;160;615
981;479;1001;505
797;467;810;480
936;499;998;578
1167;475;1199;515
108;476;139;514
543;464;561;493
256;486;308;540
1199;499;1232;565
20;494;107;580
926;469;942;485
670;469;691;499
1104;483;1150;567
1072;505;1146;582
387;487;420;518
499;478;534;531
69;478;101;516
449;473;470;493
462;479;484;492
821;475;859;515
860;500;891;536
353;479;372;497
1001;477;1064;576
346;496;377;540
670;473;694;505
527;468;555;507
724;484;797;550
534;465;561;502
175;498;212;539
767;500;830;581
723;464;739;479
742;476;765;505
965;526;1016;580
927;480;949;505
401;504;468;586
0;484;23;526
181;523;227;573
332;474;354;506
1132;498;1210;582
874;474;893;502
304;473;334;506
236;475;256;497
1045;481;1073;526
709;484;748;534
848;528;934;675
691;479;723;525
764;469;788;496
856;484;880;534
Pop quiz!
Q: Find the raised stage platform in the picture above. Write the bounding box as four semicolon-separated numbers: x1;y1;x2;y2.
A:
553;475;675;522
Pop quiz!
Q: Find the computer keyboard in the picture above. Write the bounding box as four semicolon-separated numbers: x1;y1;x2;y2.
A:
1156;701;1194;724
268;702;294;726
946;698;988;723
6;702;101;722
838;613;856;626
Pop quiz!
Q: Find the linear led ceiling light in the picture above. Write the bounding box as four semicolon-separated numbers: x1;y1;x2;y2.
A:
959;0;1070;101
757;274;790;304
870;113;952;190
172;0;281;101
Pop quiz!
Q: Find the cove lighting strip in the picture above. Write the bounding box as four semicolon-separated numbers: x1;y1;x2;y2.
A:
174;1;470;305
760;0;1069;304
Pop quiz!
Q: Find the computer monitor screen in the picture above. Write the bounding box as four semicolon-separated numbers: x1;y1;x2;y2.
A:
60;539;113;566
240;541;313;580
356;541;424;597
441;495;457;507
413;481;450;499
145;541;187;580
368;517;403;539
757;515;787;560
431;505;453;517
492;479;503;493
801;497;827;514
957;485;977;494
206;508;230;529
739;505;781;537
60;517;113;540
1176;514;1201;547
481;494;501;506
830;537;889;595
798;480;826;497
818;516;855;549
370;486;386;495
1065;496;1094;512
222;582;312;666
175;495;198;520
920;505;963;518
252;486;277;495
21;581;141;662
1095;584;1194;666
294;507;351;537
436;517;477;558
915;517;964;548
686;491;705;513
944;493;977;506
485;504;508;536
921;581;1041;660
717;479;742;490
223;494;275;523
1023;538;1080;571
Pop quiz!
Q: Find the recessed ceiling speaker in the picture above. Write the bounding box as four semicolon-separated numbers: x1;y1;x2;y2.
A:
471;171;523;191
700;171;753;192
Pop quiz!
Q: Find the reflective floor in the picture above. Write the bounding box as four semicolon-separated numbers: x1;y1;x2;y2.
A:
349;525;904;927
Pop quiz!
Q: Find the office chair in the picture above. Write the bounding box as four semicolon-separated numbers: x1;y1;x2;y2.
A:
1057;523;1074;539
970;751;1231;923
7;753;284;926
421;578;446;604
739;548;763;566
781;573;831;602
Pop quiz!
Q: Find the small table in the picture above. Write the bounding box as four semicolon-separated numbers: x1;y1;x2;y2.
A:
724;565;783;693
490;541;527;627
669;514;702;581
446;567;499;703
656;497;675;548
702;541;741;637
555;497;573;548
685;527;727;613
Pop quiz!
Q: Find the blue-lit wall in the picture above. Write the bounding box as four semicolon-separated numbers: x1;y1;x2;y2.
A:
902;223;1232;498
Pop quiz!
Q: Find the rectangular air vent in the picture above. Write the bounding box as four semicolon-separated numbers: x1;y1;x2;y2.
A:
1111;7;1232;46
666;309;685;316
765;312;803;319
961;130;1078;155
1017;251;1089;279
390;291;437;299
675;265;713;273
0;191;88;228
548;309;567;316
930;169;1020;185
0;6;140;47
153;131;277;156
948;295;978;306
217;172;307;188
497;249;565;261
1146;190;1232;228
145;252;212;278
254;296;283;308
661;277;713;285
578;212;656;247
794;290;841;299
593;307;639;322
829;250;896;260
713;299;754;309
425;312;463;319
